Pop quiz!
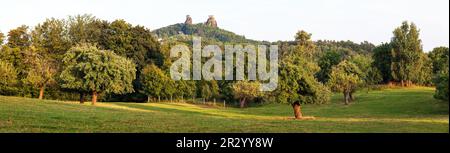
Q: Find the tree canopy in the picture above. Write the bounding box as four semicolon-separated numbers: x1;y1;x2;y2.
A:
231;81;262;108
390;21;423;86
0;60;18;95
327;60;363;105
23;51;56;99
7;25;31;49
429;47;449;101
429;47;449;75
140;64;170;102
275;30;330;119
0;15;447;108
60;43;136;104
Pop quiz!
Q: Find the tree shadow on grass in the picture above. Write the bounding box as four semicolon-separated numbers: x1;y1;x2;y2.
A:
114;102;289;120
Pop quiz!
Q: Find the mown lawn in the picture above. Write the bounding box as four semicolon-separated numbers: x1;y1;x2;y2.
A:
0;87;448;133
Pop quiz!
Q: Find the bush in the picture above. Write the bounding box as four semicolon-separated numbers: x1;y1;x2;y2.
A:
434;72;449;101
0;60;18;95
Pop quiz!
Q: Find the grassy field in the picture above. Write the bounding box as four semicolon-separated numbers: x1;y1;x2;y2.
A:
0;87;448;133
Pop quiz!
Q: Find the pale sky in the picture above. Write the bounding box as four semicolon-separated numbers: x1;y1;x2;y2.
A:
0;0;448;51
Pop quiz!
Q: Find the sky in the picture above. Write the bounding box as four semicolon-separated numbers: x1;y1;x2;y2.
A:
0;0;448;51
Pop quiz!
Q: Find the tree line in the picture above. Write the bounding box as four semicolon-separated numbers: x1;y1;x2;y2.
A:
0;15;448;119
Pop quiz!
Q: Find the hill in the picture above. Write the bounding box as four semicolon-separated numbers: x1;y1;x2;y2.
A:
153;23;259;44
0;87;448;132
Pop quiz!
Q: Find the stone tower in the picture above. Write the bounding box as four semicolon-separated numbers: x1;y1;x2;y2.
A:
184;15;192;25
205;15;217;27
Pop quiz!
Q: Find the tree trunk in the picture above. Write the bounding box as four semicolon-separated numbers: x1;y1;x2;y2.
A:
292;102;303;119
344;92;350;105
158;96;160;102
38;86;44;100
401;80;405;87
147;96;150;103
79;92;85;104
349;92;354;102
92;91;98;105
239;97;246;108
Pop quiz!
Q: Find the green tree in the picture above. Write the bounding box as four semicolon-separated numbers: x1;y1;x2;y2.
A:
66;15;164;102
140;64;168;102
373;43;392;83
175;80;197;102
275;59;330;119
276;52;330;119
365;66;383;90
428;47;449;74
294;30;316;60
98;19;163;102
327;60;363;105
317;50;343;82
163;78;176;102
101;19;133;56
23;51;56;100
275;31;330;119
197;80;220;102
67;14;101;44
3;26;33;92
97;19;162;69
7;25;31;49
434;72;449;101
0;46;28;78
390;21;423;86
32;18;71;60
349;54;382;91
199;82;211;102
0;60;18;95
315;40;374;56
209;80;220;101
429;47;449;101
412;53;433;85
231;81;262;108
60;44;136;104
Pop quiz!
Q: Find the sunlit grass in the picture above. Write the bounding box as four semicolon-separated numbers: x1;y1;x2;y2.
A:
0;87;448;133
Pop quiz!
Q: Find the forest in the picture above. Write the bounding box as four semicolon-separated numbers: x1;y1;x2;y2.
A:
0;14;448;120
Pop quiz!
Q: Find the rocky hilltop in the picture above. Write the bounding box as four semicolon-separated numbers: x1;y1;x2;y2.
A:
153;15;258;43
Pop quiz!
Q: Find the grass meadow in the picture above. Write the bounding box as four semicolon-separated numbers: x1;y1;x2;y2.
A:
0;87;448;133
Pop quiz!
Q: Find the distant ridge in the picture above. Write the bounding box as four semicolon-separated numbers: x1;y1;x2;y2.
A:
153;15;258;43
